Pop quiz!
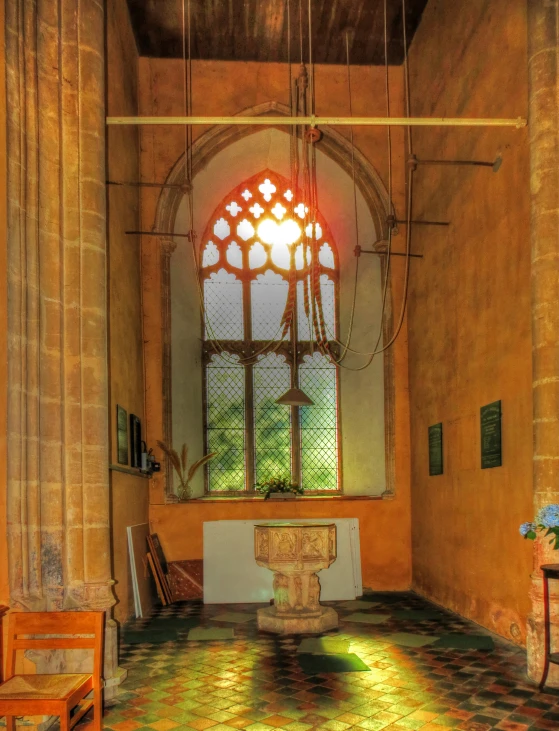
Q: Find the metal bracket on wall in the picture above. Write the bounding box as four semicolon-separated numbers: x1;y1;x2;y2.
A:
354;245;423;260
125;230;194;239
408;153;503;173
386;215;449;229
107;179;192;192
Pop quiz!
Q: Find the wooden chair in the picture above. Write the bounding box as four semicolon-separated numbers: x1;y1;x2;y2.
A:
0;611;105;731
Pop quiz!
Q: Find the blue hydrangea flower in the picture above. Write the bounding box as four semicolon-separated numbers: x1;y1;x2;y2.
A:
537;504;559;529
519;522;536;537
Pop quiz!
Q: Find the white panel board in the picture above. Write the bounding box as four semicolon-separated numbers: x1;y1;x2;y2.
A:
203;518;361;604
127;523;156;618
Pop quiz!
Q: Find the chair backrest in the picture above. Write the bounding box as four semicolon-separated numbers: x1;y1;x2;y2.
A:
5;611;105;686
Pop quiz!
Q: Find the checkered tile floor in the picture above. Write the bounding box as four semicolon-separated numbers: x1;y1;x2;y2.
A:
94;593;559;731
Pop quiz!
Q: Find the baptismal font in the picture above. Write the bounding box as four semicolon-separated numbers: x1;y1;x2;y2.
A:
254;522;338;634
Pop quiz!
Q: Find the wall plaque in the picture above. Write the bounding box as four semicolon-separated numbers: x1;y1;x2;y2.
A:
481;400;502;469
130;414;142;468
117;404;129;465
428;423;443;476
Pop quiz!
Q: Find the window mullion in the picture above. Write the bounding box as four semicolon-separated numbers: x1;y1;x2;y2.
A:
291;366;302;487
242;257;255;493
291;277;302;488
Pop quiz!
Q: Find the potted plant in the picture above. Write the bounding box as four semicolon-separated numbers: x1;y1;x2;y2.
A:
520;504;559;549
255;476;304;500
157;441;216;501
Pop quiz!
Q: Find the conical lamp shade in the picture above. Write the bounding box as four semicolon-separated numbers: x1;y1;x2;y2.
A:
275;387;314;406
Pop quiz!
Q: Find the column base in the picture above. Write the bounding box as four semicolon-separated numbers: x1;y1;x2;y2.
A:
257;606;338;634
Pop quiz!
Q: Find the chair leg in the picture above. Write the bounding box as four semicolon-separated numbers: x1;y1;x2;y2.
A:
93;691;103;731
5;716;15;731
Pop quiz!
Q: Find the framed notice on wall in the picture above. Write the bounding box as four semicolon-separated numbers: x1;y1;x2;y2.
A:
481;400;502;469
130;414;142;468
428;423;443;476
117;405;129;465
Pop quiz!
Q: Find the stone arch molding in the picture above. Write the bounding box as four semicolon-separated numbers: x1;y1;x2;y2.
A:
154;101;394;237
153;100;396;497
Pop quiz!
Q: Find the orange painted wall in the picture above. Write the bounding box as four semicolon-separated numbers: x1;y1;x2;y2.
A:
106;0;150;624
138;59;412;591
152;497;410;591
407;0;533;642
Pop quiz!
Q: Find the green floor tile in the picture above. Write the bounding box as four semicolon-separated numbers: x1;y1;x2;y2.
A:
187;627;235;640
343;612;391;624
298;652;370;673
123;629;179;644
210;611;256;623
383;633;439;647
432;633;495;650
297;637;351;654
339;600;381;610
135;713;165;724
392;610;445;621
146;618;199;631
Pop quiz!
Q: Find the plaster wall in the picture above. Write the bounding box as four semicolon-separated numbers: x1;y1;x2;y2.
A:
106;0;149;624
0;0;8;610
139;59;412;591
407;0;532;642
171;128;386;497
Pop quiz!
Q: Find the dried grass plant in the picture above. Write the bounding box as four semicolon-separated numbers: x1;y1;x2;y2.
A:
157;441;216;500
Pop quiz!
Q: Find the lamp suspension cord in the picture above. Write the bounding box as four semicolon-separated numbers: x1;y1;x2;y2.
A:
305;0;329;351
325;0;413;371
334;0;394;364
333;30;361;364
177;2;285;365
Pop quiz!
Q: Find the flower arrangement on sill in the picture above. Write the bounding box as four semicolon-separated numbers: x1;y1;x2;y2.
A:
255;476;304;500
157;441;216;501
520;504;559;550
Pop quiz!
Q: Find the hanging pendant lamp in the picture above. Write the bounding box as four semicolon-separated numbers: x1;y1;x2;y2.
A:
276;386;314;406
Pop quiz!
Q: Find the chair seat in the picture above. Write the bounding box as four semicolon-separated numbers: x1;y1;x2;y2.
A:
0;674;91;700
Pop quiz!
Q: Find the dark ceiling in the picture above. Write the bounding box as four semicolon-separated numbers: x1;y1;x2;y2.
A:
125;0;429;66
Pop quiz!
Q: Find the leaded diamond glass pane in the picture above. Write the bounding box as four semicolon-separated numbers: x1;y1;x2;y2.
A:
202;172;340;495
251;270;289;340
226;241;243;268
270;241;291;270
249;241;267;269
319;242;335;268
299;353;338;491
297;280;313;341
202;241;219;267
253;353;292;484
204;268;243;339
321;274;336;337
207;354;245;492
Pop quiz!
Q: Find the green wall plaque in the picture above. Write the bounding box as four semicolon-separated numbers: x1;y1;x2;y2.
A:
428;423;443;476
481;400;502;469
117;404;129;465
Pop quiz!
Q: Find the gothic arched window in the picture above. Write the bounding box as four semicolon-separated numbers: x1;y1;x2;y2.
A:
201;170;340;493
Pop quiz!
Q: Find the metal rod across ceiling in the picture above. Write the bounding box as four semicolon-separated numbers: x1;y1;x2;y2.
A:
106;115;528;128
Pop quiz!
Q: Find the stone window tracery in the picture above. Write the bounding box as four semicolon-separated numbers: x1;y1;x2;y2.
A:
201;170;340;494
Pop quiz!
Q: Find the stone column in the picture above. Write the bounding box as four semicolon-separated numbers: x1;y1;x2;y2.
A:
527;0;559;684
5;0;125;696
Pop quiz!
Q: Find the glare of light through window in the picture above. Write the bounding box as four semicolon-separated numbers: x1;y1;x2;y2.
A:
257;218;302;247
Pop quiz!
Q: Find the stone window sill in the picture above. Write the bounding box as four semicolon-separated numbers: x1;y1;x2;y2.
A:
166;493;390;504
